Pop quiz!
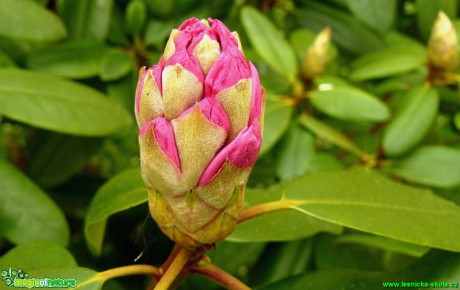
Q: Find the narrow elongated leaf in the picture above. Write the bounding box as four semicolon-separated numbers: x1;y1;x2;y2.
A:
241;6;298;79
260;96;294;155
228;188;342;242
275;124;314;180
350;48;425;81
26;43;108;79
290;29;338;62
389;146;460;188
343;0;396;34
0;241;77;270
310;86;390;122
295;3;384;54
299;114;365;156
383;84;439;156
0;159;69;246
0;68;132;136
0;0;66;42
416;0;458;40
126;0;146;37
58;0;113;42
286;168;460;252
84;168;147;256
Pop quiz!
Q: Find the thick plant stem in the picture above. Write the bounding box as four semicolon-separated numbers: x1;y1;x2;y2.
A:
190;262;251;290
239;200;304;223
162;243;182;271
154;247;191;290
98;264;162;280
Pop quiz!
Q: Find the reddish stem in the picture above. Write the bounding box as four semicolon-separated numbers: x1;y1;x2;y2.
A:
190;262;251;290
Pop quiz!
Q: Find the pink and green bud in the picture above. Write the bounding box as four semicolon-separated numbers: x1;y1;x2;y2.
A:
135;18;265;248
428;11;458;70
301;27;332;81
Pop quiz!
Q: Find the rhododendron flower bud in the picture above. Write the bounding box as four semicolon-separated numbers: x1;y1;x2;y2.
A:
135;18;265;248
301;26;331;81
428;11;458;70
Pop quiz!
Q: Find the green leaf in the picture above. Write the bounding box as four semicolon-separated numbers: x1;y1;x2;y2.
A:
241;6;298;79
27;132;101;187
227;188;342;243
258;268;385;290
0;0;66;42
350;47;425;81
286;168;460;252
259;250;460;290
57;0;113;42
310;86;390;122
0;242;105;289
389;146;460;188
99;50;134;81
416;0;458;40
295;3;384;54
299;114;365;157
144;21;174;46
0;50;16;68
260;96;294;155
383;84;439;156
107;5;129;46
84;168;147;256
250;239;313;286
455;112;460;130
126;0;147;37
0;159;69;246
0;241;76;270
26;43;108;79
314;234;385;271
275;124;314;180
336;234;429;257
0;68;132;136
343;0;396;34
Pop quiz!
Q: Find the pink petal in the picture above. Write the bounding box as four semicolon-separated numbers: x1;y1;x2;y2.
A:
187;31;219;56
209;18;239;51
248;62;263;124
140;117;181;169
204;47;251;98
165;48;204;85
179;18;207;36
151;65;163;93
179;98;230;133
198;120;262;185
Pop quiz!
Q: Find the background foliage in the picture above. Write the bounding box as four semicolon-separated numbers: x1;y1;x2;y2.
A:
1;0;460;289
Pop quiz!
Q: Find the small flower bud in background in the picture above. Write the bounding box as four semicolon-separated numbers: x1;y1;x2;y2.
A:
428;11;458;70
135;18;265;248
301;26;331;81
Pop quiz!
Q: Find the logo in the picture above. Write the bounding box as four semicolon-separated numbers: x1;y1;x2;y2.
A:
1;267;77;288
